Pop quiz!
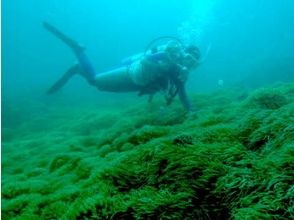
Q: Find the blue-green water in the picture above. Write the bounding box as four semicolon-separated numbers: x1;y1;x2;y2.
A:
2;1;294;219
3;0;294;98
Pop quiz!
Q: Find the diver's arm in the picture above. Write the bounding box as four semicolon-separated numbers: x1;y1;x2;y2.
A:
177;82;192;111
173;65;192;111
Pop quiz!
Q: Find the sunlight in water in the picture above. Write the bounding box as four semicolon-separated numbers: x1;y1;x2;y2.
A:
178;0;217;45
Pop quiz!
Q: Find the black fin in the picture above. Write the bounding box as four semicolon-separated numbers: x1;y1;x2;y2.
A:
43;21;83;52
47;64;80;94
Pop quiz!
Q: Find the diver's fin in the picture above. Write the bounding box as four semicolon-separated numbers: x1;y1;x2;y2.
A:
47;64;80;94
43;21;84;52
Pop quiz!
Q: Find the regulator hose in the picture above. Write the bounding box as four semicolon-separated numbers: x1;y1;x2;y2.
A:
144;36;183;56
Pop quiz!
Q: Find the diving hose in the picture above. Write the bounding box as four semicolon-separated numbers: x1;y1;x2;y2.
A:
144;36;184;56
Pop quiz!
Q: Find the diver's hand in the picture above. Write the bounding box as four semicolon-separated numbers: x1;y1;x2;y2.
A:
186;109;198;120
177;64;189;82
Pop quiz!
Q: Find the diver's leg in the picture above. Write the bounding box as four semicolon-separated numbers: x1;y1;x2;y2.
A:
47;64;81;94
43;22;96;85
94;67;141;92
44;22;142;92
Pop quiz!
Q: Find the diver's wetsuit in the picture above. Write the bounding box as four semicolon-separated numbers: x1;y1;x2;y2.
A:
44;22;192;111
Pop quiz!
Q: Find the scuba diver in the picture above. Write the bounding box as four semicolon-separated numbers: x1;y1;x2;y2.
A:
43;22;201;111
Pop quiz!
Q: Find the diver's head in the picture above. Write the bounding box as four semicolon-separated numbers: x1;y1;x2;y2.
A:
183;45;201;70
165;40;184;61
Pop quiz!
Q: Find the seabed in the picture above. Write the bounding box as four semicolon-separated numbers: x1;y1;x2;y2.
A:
2;83;294;219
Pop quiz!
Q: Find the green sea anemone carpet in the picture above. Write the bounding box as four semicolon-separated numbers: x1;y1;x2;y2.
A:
2;83;293;219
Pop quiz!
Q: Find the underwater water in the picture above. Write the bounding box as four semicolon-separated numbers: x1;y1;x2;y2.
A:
1;0;294;219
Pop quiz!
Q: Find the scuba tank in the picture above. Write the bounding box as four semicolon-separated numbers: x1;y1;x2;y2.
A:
120;36;184;66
